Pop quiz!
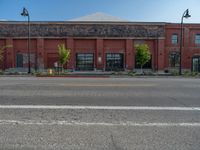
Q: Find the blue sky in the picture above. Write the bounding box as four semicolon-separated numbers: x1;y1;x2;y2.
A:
0;0;199;23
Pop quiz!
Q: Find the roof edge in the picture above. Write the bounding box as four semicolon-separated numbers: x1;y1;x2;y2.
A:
0;21;166;25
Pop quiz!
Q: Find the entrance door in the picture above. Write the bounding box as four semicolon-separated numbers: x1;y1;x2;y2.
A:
106;53;124;71
16;53;23;68
192;56;200;72
76;53;94;71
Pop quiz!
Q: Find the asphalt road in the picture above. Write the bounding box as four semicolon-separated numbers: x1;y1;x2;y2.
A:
0;77;200;149
0;77;200;106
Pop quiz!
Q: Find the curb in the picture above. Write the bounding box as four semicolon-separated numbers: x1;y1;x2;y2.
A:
36;75;110;78
0;75;34;77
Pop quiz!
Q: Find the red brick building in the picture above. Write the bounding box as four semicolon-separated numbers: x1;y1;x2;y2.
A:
0;14;200;72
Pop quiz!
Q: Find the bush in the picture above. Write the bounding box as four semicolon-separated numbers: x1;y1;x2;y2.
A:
34;68;70;76
170;70;179;76
144;71;155;76
183;71;199;77
183;70;191;77
191;72;198;76
128;71;136;76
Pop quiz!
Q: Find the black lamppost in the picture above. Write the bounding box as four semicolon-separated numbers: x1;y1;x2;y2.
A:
179;9;191;75
21;7;31;74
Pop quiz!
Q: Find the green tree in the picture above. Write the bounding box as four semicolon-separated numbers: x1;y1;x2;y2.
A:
135;44;151;74
58;44;71;72
0;45;12;63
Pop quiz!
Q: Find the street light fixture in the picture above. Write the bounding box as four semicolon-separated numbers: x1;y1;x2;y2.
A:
21;7;31;74
179;9;191;75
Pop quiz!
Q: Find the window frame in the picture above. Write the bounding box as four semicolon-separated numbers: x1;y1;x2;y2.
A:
171;34;178;45
105;53;124;71
192;56;200;72
76;53;94;71
195;34;200;45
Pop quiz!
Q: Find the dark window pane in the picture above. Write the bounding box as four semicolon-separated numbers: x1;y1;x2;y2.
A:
195;34;200;44
192;56;200;72
169;52;180;68
76;53;94;71
171;34;178;44
106;53;124;71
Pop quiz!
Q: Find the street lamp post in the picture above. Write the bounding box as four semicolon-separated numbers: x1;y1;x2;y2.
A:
21;7;31;74
179;9;191;75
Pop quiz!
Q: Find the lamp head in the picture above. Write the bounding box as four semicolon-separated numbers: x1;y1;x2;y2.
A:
184;9;191;18
21;7;29;16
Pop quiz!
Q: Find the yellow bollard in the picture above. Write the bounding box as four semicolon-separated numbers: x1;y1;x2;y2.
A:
48;69;53;75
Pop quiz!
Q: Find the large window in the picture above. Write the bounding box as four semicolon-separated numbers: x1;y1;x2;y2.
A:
195;34;200;44
169;52;180;68
106;53;124;71
76;53;94;71
171;34;178;44
192;56;200;72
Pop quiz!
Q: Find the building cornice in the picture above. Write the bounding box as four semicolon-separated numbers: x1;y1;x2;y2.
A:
0;23;165;38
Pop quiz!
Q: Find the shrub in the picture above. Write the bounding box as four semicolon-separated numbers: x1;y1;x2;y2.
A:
170;70;179;76
128;71;136;76
183;70;191;77
191;72;198;76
